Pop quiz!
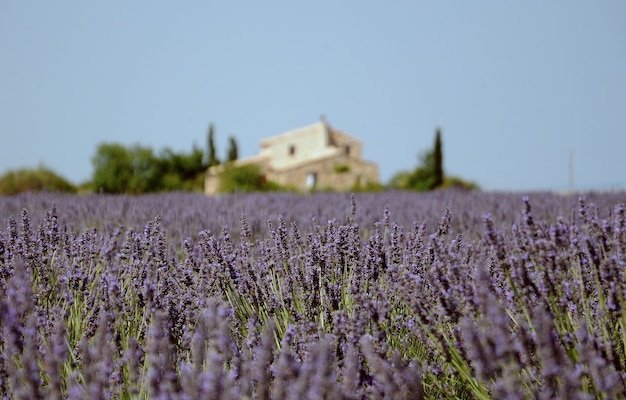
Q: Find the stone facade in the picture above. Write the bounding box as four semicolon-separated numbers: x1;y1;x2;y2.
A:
205;119;379;194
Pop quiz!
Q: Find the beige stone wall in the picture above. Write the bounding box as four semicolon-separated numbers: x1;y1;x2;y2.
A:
260;123;327;161
266;153;379;192
205;174;219;195
328;129;363;159
204;165;222;195
205;155;379;195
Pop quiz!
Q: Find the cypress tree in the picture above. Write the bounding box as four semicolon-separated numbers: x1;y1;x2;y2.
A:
226;136;238;162
432;128;444;189
206;124;220;167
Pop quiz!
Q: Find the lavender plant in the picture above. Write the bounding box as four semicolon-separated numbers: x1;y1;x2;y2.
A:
0;190;625;399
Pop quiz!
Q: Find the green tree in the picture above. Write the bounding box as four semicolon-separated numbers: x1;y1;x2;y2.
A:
92;143;133;193
226;135;238;162
206;124;220;167
388;170;412;189
92;143;164;194
389;127;478;191
160;144;205;191
388;128;446;191
433;128;444;189
127;145;163;193
161;144;204;180
407;164;436;191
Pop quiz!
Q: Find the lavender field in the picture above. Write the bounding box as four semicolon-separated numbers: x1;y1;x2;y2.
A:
1;190;626;399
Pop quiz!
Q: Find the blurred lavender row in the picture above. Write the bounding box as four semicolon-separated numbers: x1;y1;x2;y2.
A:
1;190;625;399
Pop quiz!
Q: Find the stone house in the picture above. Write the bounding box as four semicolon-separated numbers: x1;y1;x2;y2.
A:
205;119;379;194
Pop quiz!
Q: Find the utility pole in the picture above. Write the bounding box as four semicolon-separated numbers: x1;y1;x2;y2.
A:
569;150;574;193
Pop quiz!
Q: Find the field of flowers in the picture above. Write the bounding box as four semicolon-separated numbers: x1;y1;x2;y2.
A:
1;190;626;399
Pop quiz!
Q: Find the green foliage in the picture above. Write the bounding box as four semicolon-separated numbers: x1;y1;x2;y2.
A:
433;128;444;188
217;164;286;193
159;172;184;192
409;153;439;191
389;152;439;191
441;176;480;191
388;170;412;190
226;135;238;163
159;144;205;183
127;145;164;194
0;167;76;195
206;124;220;167
389;127;475;192
91;143;163;194
91;142;207;194
351;180;385;192
91;143;133;193
334;164;350;174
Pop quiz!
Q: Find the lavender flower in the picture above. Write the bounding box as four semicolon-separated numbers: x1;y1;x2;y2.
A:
0;190;625;398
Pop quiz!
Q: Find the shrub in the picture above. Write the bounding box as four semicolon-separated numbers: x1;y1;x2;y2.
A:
0;167;76;195
334;164;351;174
217;163;287;193
440;175;480;191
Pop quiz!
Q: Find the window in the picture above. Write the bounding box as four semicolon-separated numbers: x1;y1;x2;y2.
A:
288;145;296;156
344;145;350;156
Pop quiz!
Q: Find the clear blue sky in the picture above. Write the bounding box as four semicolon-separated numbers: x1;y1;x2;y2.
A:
1;1;625;192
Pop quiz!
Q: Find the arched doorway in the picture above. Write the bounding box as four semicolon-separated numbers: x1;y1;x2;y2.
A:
306;172;317;190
